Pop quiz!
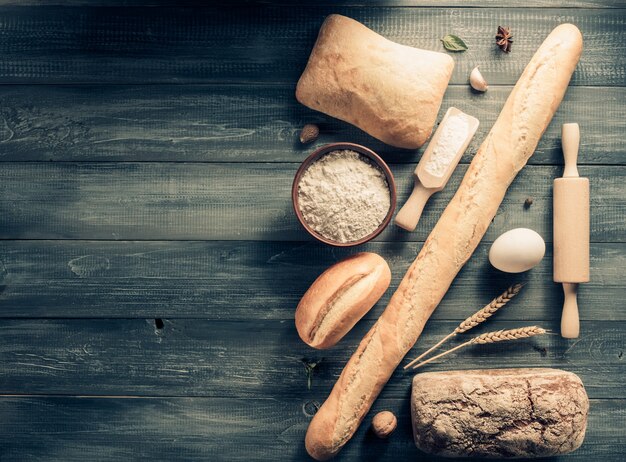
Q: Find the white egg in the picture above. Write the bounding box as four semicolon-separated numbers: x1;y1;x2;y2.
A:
489;228;546;273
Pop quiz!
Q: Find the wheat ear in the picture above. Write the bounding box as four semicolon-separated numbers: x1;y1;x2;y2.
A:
403;284;523;370
410;325;547;370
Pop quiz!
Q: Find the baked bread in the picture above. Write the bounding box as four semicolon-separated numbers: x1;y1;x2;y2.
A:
305;24;583;461
295;252;390;350
296;14;454;149
411;368;589;458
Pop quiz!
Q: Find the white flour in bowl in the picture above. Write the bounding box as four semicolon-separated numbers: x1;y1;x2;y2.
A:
297;150;391;243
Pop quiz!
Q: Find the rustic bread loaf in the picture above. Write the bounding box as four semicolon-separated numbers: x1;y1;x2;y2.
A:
295;252;390;350
304;24;583;461
411;368;589;458
296;14;454;149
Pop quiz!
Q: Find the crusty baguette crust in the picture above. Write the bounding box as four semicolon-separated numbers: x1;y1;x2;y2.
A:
296;14;454;149
305;24;583;461
295;252;391;350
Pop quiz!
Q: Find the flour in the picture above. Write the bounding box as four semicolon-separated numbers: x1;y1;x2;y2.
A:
424;114;470;177
297;150;391;243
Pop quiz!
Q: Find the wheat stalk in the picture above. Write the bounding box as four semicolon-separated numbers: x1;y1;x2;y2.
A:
456;283;524;333
404;284;523;370
410;326;547;370
470;326;546;344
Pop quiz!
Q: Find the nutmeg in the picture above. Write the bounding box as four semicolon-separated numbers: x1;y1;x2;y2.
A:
371;411;397;439
299;124;319;144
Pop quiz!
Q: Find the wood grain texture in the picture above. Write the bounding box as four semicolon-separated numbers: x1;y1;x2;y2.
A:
1;1;624;8
0;397;626;462
0;319;622;398
0;163;622;241
0;2;622;460
0;85;623;164
0;7;621;85
0;396;622;462
0;240;622;320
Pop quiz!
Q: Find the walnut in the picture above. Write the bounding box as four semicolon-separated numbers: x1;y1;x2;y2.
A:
371;411;397;438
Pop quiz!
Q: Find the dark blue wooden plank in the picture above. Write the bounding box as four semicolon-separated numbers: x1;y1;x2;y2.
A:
0;319;622;398
0;163;622;241
0;240;622;320
1;1;623;7
0;7;621;85
0;397;626;462
0;396;621;461
0;85;622;164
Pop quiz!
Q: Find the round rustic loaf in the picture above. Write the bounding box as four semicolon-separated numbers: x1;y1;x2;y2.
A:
411;368;589;458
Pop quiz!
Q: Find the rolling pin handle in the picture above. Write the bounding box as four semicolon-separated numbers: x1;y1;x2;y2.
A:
562;123;580;178
561;282;580;339
395;180;434;232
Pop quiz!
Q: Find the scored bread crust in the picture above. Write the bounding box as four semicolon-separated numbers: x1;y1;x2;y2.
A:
411;369;589;458
295;252;391;350
296;14;454;149
305;24;583;461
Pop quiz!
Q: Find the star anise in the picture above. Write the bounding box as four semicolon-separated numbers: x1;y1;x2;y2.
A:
496;26;513;53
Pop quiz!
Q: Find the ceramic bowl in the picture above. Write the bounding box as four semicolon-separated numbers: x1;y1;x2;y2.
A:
292;142;397;247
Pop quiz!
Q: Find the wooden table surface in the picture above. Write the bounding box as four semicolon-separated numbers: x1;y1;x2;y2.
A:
0;1;624;460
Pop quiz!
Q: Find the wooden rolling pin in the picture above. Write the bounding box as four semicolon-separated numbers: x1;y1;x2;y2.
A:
553;123;589;339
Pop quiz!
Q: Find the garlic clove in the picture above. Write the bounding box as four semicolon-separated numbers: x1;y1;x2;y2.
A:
469;66;488;92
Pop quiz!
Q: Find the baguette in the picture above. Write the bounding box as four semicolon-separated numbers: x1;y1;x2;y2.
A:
296;14;454;149
305;24;583;461
295;253;391;350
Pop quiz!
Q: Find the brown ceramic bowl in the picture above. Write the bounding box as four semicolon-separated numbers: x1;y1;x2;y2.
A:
292;142;397;247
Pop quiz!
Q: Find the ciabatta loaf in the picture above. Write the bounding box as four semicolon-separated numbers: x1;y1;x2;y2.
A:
305;24;583;461
296;14;454;149
295;253;390;350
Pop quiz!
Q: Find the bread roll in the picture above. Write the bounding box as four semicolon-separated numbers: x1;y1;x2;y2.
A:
305;24;583;461
295;252;391;350
411;368;589;458
296;14;454;149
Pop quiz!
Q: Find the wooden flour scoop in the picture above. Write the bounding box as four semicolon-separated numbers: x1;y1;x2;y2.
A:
395;107;479;231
